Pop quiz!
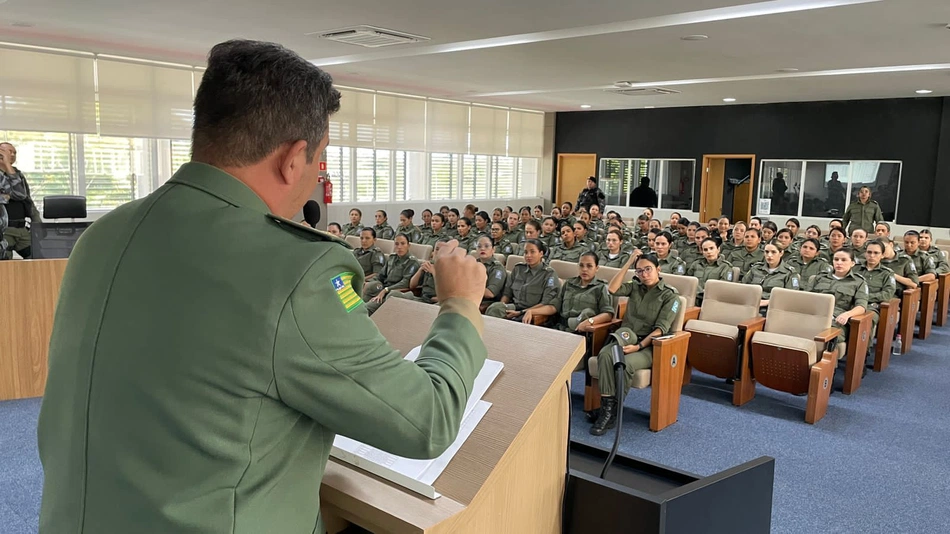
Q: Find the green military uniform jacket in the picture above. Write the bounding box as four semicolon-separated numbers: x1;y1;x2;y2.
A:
456;232;477;252
678;245;702;267
882;253;919;298
687;257;735;295
377;253;420;292
555;277;615;330
854;263;897;308
728;247;765;275
505;229;523;245
673;235;692;253
502;262;560;310
785;255;833;280
354;245;386;278
842;199;884;234
741;262;800;300
445;223;459;238
481;258;507;302
611;279;679;339
721;240;742;257
418;223;433;239
538;233;560;251
420;229;448;248
852;243;867;263
341;222;363;237
923;247;949;275
598;250;631;268
396;223;422;243
494;237;516;257
550;241;587;263
36;162;487;534
373;223;395;240
657;254;687;275
805;270;869;318
906;249;937;279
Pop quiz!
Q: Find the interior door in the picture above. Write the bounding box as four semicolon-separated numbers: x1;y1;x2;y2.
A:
700;157;725;223
556;154;597;206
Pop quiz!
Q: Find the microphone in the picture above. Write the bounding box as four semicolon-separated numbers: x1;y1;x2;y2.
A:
608;333;627;370
600;332;630;480
303;200;321;227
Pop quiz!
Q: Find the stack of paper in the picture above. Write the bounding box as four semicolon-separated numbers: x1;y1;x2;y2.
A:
330;346;503;499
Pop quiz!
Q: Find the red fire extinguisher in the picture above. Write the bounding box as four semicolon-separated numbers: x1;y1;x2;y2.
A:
324;179;333;204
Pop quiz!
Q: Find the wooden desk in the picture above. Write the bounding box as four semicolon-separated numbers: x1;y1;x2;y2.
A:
0;259;68;401
321;299;586;534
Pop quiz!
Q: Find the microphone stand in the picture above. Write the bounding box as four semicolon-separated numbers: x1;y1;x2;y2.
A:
600;341;626;479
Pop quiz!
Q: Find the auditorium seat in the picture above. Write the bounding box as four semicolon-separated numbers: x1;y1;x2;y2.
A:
344;235;360;248
376;239;395;255
409;243;432;261
549;259;579;280
505;255;525;272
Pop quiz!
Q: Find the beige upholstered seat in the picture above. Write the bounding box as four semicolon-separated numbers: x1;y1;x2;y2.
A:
409;243;433;261
549;259;579;280
686;280;762;343
494;253;506;265
344;235;360;248
659;272;698;308
760;288;836;364
505;255;525;272
376;239;395;255
595;266;634;285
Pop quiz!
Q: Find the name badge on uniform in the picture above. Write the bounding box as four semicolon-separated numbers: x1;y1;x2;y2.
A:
495;270;503;280
547;277;556;287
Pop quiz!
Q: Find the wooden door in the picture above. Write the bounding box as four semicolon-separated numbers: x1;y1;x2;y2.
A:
731;156;757;224
556;154;597;206
700;157;725;223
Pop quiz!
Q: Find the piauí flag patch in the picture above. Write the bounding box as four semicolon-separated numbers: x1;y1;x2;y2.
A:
332;272;362;312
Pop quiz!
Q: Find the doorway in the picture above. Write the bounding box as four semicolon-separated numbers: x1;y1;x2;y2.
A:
700;154;756;225
556;154;597;206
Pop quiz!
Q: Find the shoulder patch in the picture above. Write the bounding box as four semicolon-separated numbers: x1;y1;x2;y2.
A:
495;269;504;280
331;272;362;312
266;214;350;248
791;276;800;289
671;299;680;313
547;276;557;287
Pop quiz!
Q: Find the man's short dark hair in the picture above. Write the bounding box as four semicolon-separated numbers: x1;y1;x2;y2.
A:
192;40;342;167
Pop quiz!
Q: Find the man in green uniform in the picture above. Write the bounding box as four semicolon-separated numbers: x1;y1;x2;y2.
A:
591;253;679;435
549;223;587;263
37;40;489;534
354;227;386;280
880;236;918;298
0;142;42;258
363;235;420;314
341;208;364;237
842;186;884;235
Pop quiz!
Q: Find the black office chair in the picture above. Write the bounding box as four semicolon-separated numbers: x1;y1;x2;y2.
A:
31;196;90;259
44;195;87;219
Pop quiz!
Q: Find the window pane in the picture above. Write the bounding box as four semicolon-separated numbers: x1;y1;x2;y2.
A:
170;139;190;175
801;161;849;218
864;162;900;221
599;159;624;206
325;145;351;202
429;153;456;200
517;157;539;198
491;156;515;199
375;149;391;202
82;135;151;209
355;147;376;202
394;151;407;201
0;130;74;204
759;161;803;217
461;154;488;199
660;160;695;210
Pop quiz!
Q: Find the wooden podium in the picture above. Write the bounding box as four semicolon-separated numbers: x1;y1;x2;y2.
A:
321;299;586;533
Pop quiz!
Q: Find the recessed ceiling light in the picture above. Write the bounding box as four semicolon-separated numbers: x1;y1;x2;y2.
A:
723;97;737;102
681;34;709;41
777;68;799;72
644;106;655;109
580;104;592;109
916;89;933;94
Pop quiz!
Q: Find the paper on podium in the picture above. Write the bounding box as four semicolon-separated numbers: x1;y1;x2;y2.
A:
330;346;503;499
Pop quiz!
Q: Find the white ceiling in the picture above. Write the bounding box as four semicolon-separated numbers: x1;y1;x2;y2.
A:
1;0;949;111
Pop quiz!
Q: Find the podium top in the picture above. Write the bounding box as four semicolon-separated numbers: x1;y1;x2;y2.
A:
320;298;585;531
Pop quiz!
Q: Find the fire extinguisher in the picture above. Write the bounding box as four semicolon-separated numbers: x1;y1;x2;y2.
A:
324;179;333;204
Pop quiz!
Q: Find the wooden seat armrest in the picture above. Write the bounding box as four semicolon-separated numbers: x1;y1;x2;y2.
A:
737;316;766;333
849;312;874;327
814;327;842;345
879;298;900;310
530;312;555;326
590;318;623;334
938;272;950;283
683;306;701;323
652;331;691;350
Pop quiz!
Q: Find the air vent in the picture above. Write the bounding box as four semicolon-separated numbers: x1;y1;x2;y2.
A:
605;87;681;96
310;25;430;48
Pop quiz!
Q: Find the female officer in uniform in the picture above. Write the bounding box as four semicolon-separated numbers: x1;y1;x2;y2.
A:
420;213;447;249
473;210;492;239
805;249;869;358
854;240;897;334
653;231;687;275
491;208;504;223
727;227;765;276
590;252;679;436
686;237;735;303
419;209;433;238
539;216;560;250
455;216;477;252
373;210;396;240
342;208;363;237
490;221;515;257
475;235;507;307
761;221;778;244
364;234;419;314
774;228;795;253
485;239;560;323
505;212;523;244
742;242;800;313
920;230;950;274
354;227;386;280
598;228;630;268
396;209;421;243
786;238;833;279
550;251;615;332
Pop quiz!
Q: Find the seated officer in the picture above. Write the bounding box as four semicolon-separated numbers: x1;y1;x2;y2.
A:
354;227;386;281
551;252;615;332
903;230;937;283
686;237;735;303
678;226;707;266
485;239;559;323
653;231;687;275
341;208;363;237
392;239;451;305
742;242;800;314
880;236;918;298
363;234;419;314
572;220;598;253
591;253;679;436
455;216;477;252
727;227;765;276
550;223;587;263
851;228;869;262
395;209;421;243
505;212;523;244
475;235;507;306
598;228;630;268
854;240;897;335
373;209;395;240
805;249;869;358
785;238;832;280
919;229;950;274
490;220;515;257
875;222;901;253
420;213;448;249
538;216;560;251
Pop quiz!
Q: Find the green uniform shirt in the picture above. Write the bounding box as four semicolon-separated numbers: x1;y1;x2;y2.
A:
395;224;421;244
456;232;477;252
418;224;433;239
728;247;765;275
806;271;869;318
36;162;487;534
923;247;949;275
538;233;560;251
611;279;680;338
741;262;801;300
420;229;448;248
906;249;937;278
687;257;736;295
482;258;507;301
598;250;631;268
505;230;523;245
494;237;516;257
678;245;702;266
549;242;587;263
555;277;615;329
721;240;742;257
373;223;395;240
657;255;687;275
882;253;919;297
502;262;560;310
341;222;363;237
785;255;833;280
842;199;884;234
852;243;867;263
378;253;420;292
354;245;386;277
854;263;897;307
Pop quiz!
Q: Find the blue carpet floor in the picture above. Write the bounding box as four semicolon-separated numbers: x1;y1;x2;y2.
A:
2;327;949;533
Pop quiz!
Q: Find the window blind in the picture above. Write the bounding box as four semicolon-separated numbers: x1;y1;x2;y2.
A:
329;89;376;148
0;48;97;134
96;60;195;139
429;153;457;200
426;101;469;154
469;106;508;156
507;110;544;158
374;94;426;152
461;154;489;199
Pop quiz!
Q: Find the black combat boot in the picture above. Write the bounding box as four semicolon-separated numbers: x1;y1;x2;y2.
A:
589;397;618;436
